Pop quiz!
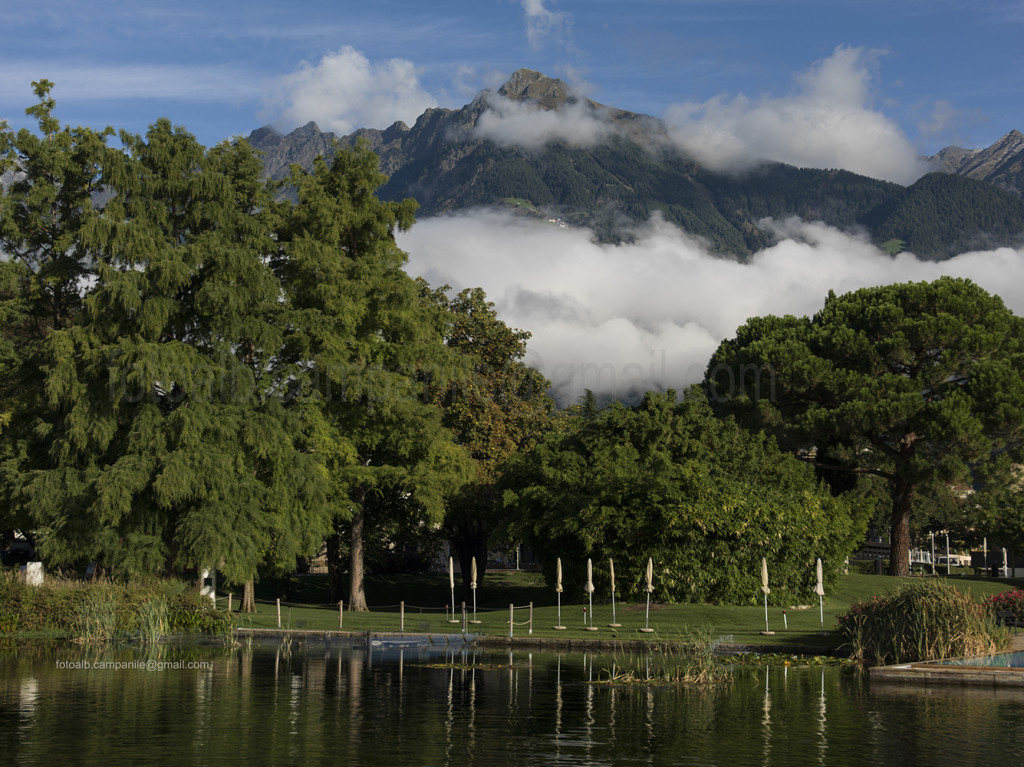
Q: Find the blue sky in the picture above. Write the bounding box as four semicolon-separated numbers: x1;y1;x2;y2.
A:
5;0;1024;401
3;0;1023;160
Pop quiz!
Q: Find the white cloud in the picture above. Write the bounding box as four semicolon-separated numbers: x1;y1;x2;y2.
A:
399;209;1024;405
266;46;435;135
0;61;256;103
474;92;615;149
663;46;929;185
521;0;571;50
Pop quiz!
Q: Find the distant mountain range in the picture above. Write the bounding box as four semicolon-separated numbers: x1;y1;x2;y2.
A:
249;69;1024;260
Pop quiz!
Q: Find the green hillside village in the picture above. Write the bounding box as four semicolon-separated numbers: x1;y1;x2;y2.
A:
3;80;1024;668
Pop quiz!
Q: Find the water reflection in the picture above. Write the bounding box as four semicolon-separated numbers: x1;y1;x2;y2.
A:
2;641;1024;766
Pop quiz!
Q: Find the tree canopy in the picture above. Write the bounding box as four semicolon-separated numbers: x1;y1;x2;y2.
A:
0;83;471;610
420;284;554;596
504;389;866;604
1;85;331;586
706;277;1024;575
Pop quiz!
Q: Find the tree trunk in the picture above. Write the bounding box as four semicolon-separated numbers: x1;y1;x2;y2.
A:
242;577;256;613
325;530;345;604
888;476;916;577
348;503;368;611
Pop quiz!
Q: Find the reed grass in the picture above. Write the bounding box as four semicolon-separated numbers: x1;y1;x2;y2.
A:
837;579;1010;665
74;592;120;643
136;597;169;644
0;571;232;641
597;628;732;687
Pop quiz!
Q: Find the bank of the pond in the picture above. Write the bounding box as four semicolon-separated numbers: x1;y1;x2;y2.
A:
231;625;844;657
5;570;1021;656
0;573;232;642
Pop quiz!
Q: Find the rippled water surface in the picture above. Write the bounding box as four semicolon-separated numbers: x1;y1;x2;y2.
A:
3;639;1024;766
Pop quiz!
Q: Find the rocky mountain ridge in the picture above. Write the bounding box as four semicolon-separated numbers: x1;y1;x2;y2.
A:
927;129;1024;196
248;69;1024;259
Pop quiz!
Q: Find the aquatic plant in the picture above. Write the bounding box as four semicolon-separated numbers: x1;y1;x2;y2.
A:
837;579;1009;664
136;597;169;644
0;574;232;640
596;629;732;687
74;592;120;643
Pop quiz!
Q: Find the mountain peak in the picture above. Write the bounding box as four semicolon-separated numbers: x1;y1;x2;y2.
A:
930;129;1024;195
497;68;572;109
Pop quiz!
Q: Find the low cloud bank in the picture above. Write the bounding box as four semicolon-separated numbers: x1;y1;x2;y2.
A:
400;209;1024;406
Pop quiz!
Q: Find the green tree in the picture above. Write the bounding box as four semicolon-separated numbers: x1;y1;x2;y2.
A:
1;86;330;599
275;143;472;610
504;389;865;604
706;277;1024;576
421;283;554;596
973;483;1024;560
0;80;114;546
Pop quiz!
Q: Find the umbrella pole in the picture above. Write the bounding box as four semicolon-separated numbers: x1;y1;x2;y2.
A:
554;592;565;630
585;592;597;631
640;593;654;632
764;593;769;632
819;594;824;630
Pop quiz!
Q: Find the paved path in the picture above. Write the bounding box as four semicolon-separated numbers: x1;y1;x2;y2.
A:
1010;631;1024;652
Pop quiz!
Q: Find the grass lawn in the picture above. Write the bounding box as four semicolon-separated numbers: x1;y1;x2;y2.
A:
229;571;1024;651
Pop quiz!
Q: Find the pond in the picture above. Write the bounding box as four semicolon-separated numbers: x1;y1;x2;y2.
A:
3;638;1024;765
930;650;1024;668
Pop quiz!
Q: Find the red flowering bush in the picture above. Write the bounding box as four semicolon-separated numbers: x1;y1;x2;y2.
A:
984;589;1024;623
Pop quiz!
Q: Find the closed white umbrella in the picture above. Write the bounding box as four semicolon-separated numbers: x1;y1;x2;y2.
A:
584;558;597;630
448;556;459;623
469;556;480;624
554;558;566;630
608;558;621;627
641;557;655;633
760;557;774;635
814;558;825;631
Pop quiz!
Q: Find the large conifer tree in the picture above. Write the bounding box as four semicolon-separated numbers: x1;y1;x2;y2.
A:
2;86;330;589
275;144;471;610
0;81;115;553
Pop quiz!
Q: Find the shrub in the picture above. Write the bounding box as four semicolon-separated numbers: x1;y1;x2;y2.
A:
168;591;233;636
837;579;1009;664
984;589;1024;623
0;574;233;639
